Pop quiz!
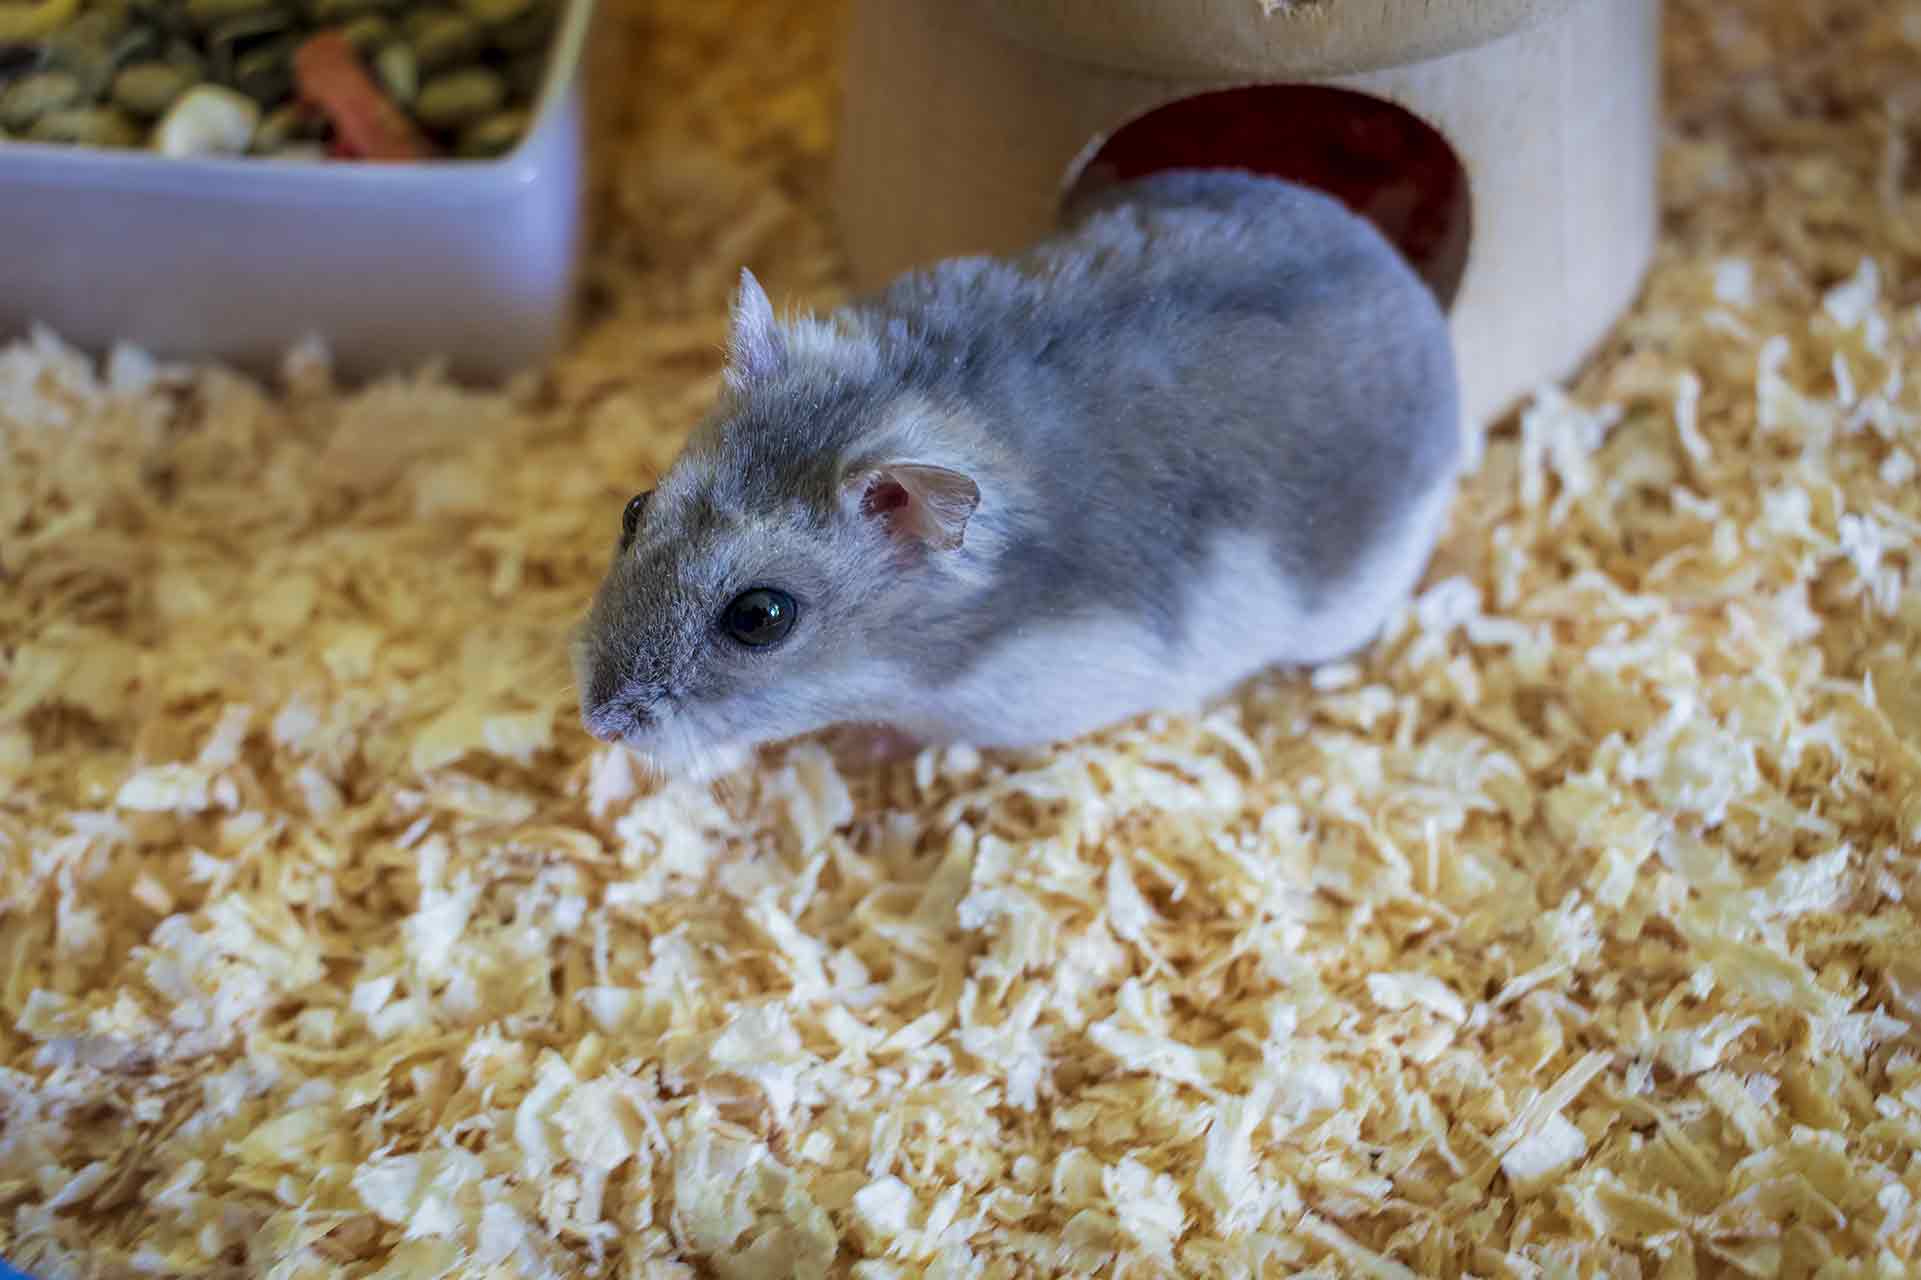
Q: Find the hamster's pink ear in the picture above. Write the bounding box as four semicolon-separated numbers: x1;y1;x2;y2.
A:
846;463;980;552
724;267;786;391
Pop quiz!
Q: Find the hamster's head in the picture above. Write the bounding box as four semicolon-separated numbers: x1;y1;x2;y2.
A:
571;270;985;779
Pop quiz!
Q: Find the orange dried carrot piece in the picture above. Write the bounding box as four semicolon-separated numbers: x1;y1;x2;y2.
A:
292;30;434;162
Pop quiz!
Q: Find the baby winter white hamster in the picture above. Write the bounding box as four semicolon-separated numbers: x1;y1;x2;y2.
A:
573;169;1462;777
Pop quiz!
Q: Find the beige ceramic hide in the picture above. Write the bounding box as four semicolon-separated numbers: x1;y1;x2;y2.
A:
834;0;1662;434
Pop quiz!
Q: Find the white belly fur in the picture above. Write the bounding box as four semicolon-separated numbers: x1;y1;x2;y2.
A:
917;481;1455;750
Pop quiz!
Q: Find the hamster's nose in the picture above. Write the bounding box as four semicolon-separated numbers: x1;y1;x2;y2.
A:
580;670;655;742
582;696;653;742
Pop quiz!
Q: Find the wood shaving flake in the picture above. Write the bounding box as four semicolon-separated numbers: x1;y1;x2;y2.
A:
4;0;1921;1275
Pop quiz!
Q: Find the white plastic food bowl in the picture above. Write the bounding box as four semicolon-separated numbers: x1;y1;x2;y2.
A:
0;0;593;383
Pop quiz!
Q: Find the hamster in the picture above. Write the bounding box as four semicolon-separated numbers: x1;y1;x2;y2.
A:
572;169;1463;778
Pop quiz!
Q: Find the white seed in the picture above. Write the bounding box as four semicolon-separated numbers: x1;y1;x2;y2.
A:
152;84;260;157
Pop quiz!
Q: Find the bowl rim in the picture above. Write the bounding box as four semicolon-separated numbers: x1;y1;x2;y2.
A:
0;0;595;183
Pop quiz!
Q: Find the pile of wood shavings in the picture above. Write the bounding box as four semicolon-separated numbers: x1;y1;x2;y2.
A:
5;0;1921;1275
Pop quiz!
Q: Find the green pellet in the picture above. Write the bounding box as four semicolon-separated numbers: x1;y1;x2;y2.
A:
305;0;381;24
406;9;477;70
338;13;389;51
107;22;166;69
413;64;499;129
455;106;521;157
0;70;81;130
231;35;295;103
39;11;128;97
455;0;526;26
112;61;193;116
184;0;277;30
29;105;142;145
252;99;317;148
484;1;549;53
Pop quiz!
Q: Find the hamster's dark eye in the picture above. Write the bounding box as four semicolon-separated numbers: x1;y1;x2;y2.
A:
721;588;797;648
619;492;650;547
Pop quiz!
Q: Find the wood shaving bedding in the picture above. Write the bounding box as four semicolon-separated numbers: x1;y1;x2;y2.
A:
3;0;1920;1276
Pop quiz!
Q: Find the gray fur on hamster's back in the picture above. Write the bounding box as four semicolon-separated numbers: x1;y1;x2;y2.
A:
828;168;1462;679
